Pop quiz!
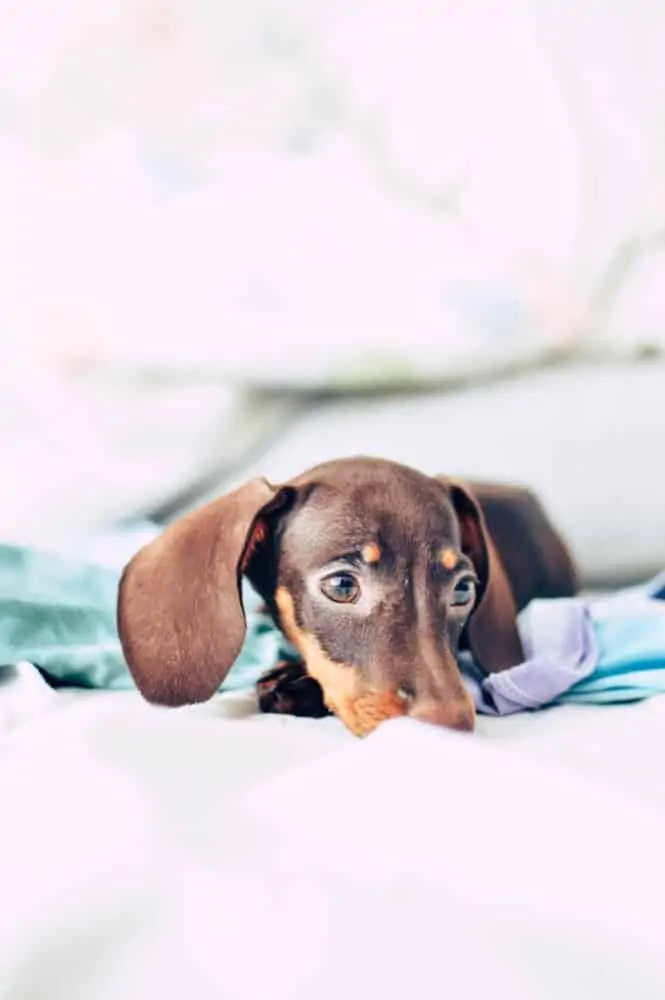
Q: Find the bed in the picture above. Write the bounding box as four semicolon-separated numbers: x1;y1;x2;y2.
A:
2;368;665;998
3;1;665;995
3;654;665;998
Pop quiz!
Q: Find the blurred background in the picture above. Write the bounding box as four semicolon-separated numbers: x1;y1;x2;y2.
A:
1;0;664;584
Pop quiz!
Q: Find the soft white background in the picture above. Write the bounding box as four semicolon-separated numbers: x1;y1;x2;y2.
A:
2;7;665;996
1;0;664;546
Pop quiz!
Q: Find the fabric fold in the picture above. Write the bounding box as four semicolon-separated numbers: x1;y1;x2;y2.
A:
2;531;665;718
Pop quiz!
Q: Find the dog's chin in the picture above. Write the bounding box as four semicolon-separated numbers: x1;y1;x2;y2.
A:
324;687;408;738
318;676;476;738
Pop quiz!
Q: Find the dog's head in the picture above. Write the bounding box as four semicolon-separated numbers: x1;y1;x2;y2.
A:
117;457;523;735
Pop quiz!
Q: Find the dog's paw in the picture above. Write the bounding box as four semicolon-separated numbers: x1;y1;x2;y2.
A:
256;660;330;718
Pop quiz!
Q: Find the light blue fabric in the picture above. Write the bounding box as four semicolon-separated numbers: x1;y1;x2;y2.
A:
0;542;130;690
462;598;599;715
1;531;665;713
0;539;297;693
555;573;665;705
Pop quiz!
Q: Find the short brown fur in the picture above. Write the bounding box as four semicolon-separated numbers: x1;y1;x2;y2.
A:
275;586;406;736
117;456;579;735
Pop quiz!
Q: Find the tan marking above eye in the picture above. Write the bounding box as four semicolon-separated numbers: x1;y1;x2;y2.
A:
361;542;381;564
274;586;405;737
440;547;459;571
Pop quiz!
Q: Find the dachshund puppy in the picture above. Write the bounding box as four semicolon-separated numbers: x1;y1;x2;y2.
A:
117;457;578;736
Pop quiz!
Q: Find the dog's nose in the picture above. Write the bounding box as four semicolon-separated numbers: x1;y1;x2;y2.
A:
409;694;476;732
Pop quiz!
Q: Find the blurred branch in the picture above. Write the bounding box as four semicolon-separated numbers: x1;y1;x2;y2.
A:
123;391;310;524
271;343;664;402
67;337;665;526
585;227;665;331
101;343;664;524
72;341;664;403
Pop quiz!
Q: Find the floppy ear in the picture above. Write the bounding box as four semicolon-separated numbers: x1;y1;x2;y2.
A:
117;478;291;706
446;481;524;673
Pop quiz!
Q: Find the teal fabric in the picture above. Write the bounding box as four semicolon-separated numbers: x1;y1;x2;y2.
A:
1;535;665;709
0;543;129;690
556;575;665;705
0;541;297;693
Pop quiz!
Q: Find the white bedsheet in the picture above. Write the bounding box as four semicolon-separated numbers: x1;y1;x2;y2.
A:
1;667;664;999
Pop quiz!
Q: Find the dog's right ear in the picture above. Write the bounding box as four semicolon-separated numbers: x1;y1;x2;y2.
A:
444;480;524;673
117;479;292;706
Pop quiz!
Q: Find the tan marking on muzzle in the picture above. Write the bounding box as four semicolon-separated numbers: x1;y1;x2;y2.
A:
275;586;406;737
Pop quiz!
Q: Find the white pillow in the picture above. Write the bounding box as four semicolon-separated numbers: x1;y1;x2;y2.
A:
229;364;665;583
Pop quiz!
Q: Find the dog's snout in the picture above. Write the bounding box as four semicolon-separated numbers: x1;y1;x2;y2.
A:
402;637;477;732
409;693;476;732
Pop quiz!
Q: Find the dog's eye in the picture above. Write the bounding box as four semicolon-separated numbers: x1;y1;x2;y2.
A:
450;576;476;608
320;572;360;604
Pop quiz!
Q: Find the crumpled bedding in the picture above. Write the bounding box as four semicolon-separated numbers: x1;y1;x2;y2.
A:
3;528;665;997
2;684;665;999
3;528;665;716
0;529;291;695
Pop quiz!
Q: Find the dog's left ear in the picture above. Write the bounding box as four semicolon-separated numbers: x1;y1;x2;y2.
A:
442;480;524;673
117;478;292;706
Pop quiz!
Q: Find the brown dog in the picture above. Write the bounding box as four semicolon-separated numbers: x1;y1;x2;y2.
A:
117;457;578;736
